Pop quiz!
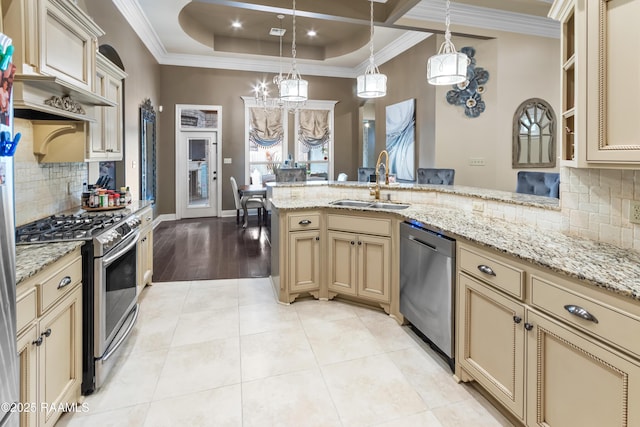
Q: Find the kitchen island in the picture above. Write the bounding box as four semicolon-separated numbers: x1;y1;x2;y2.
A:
269;181;640;427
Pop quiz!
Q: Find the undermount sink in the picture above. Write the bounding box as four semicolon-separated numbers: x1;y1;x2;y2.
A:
368;202;410;210
330;200;373;208
330;200;410;210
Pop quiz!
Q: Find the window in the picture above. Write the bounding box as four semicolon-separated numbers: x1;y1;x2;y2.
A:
294;100;336;180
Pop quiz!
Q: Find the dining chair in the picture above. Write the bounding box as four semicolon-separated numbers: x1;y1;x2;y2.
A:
230;176;266;225
416;168;455;185
516;171;560;198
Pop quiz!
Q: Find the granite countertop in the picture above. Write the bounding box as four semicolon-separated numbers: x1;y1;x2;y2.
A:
16;241;84;285
271;197;640;302
15;201;154;286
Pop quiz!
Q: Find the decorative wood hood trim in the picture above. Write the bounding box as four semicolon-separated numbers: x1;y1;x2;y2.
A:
31;120;89;163
12;74;115;122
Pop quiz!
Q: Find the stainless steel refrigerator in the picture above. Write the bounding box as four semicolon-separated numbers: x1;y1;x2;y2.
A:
0;57;19;426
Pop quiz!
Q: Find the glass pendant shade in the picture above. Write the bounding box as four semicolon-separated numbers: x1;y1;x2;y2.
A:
427;51;468;85
280;76;308;102
357;72;387;98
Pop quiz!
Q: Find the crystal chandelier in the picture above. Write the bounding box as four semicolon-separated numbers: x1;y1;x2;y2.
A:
426;0;468;85
357;0;387;98
253;15;286;109
279;0;308;103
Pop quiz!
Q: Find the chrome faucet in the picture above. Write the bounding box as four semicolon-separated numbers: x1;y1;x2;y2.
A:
369;150;389;200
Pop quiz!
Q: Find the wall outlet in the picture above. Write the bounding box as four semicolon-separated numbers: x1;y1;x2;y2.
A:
630;201;640;224
469;158;486;166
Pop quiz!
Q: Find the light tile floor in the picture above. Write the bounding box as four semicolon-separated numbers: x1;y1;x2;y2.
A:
57;278;514;427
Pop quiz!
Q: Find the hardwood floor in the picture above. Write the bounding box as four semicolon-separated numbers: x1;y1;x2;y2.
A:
152;216;271;282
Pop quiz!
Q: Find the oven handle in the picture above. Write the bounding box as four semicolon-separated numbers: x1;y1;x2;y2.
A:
100;304;139;362
102;230;140;267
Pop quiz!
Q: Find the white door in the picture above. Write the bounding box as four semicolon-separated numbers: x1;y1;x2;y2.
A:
178;132;218;218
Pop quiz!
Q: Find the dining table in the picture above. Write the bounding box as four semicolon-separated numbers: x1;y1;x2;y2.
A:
238;184;267;228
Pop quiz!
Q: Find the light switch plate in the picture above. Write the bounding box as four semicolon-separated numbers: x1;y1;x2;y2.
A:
224;158;232;164
469;158;486;166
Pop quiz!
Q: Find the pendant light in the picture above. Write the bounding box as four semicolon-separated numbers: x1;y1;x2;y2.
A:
279;0;308;102
426;0;468;85
357;0;387;98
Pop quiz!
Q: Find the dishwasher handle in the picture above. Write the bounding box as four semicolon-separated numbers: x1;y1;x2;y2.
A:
407;235;437;252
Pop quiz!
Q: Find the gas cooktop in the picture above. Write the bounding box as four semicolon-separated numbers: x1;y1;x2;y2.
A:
16;212;129;244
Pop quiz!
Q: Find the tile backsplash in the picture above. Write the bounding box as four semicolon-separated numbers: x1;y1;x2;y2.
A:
13;119;86;226
561;168;640;250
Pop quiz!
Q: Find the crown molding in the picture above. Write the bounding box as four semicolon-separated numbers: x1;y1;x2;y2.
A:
355;31;431;76
405;1;560;39
112;0;167;61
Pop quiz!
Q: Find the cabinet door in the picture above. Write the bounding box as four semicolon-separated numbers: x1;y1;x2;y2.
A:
137;226;153;294
526;310;640;427
288;230;321;293
104;74;123;156
89;67;108;159
457;273;526;420
356;234;390;303
327;231;357;296
38;286;82;427
585;0;640;163
17;324;38;427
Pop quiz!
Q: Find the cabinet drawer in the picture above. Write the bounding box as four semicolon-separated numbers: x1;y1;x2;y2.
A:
139;206;153;228
16;287;37;334
530;275;640;358
459;246;525;299
288;212;321;231
39;257;82;314
327;214;391;236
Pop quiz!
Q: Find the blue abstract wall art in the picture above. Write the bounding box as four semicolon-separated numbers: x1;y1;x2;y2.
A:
385;98;415;181
445;46;489;118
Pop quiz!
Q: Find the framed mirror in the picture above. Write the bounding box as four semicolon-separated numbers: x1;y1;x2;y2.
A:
140;99;157;202
512;98;556;168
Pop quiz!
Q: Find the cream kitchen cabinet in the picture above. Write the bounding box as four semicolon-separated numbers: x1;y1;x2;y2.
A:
89;53;127;161
327;213;391;312
137;205;154;294
4;0;103;92
456;241;640;426
273;210;322;303
550;0;640;167
15;248;83;427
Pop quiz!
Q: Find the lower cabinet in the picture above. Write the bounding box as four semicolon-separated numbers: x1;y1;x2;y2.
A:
456;241;640;426
137;205;154;294
16;248;83;427
289;229;321;295
526;310;640;426
327;230;391;305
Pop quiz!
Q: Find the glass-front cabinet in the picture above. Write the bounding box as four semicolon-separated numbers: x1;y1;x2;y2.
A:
549;0;640;167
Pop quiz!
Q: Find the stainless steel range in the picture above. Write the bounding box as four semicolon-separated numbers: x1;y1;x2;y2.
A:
16;210;142;394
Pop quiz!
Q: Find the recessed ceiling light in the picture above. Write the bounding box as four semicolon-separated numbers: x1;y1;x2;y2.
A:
231;21;242;29
307;29;317;37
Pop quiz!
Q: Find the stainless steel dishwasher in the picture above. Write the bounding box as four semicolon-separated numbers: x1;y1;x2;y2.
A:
400;221;456;370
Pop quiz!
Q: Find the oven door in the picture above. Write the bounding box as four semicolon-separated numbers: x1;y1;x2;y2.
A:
93;230;140;388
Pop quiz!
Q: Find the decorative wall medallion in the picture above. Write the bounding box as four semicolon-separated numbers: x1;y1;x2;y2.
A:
44;95;86;115
445;47;489;118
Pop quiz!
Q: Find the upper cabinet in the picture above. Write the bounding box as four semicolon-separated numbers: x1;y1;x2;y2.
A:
89;52;126;161
550;0;640;168
4;0;113;121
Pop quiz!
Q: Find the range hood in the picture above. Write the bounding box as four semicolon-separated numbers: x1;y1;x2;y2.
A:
12;74;115;122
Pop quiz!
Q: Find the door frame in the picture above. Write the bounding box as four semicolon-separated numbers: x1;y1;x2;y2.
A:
175;104;223;219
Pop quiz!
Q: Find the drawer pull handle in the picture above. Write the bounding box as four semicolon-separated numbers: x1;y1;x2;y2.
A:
564;305;599;324
477;265;496;276
58;276;72;289
524;323;534;331
32;337;43;347
513;316;522;324
299;220;312;225
41;328;52;338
